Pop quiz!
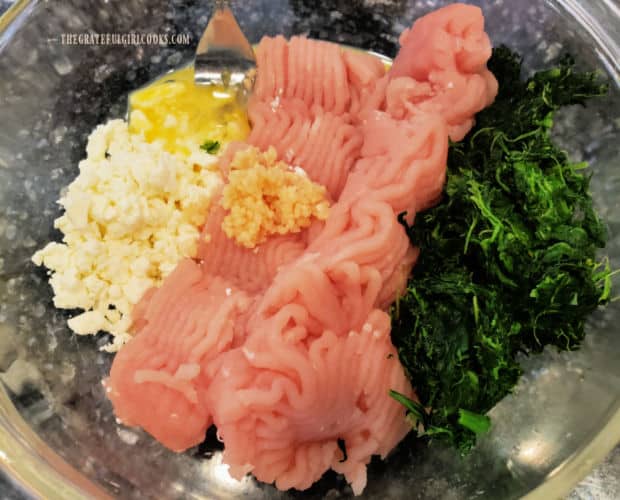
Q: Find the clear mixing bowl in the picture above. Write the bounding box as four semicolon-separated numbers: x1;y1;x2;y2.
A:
0;1;618;498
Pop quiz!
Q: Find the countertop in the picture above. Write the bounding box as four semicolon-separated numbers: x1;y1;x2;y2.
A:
0;0;618;499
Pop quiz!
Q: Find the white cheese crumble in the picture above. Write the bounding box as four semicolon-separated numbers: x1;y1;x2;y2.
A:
32;119;223;351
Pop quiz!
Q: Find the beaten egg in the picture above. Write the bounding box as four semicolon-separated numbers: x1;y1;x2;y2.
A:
128;66;250;155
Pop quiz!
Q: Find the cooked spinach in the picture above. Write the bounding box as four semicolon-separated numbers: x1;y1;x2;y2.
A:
390;47;610;453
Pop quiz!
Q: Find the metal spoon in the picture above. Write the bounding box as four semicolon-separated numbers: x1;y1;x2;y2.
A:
194;0;256;92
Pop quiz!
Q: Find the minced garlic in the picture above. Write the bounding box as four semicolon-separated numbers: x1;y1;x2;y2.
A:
221;146;329;248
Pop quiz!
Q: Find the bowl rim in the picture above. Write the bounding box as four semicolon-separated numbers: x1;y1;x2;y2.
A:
0;0;619;498
0;387;111;499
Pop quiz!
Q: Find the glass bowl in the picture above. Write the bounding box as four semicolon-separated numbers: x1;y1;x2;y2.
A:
0;1;618;498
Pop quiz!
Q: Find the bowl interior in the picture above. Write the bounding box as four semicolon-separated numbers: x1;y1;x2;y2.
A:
0;1;619;499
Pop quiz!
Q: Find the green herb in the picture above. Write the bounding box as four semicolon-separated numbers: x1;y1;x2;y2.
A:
200;140;221;154
390;47;610;453
457;409;491;436
388;389;427;424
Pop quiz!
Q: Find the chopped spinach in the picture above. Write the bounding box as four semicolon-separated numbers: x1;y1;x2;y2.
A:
390;47;610;453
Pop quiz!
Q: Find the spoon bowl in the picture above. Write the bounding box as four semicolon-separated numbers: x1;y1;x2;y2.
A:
194;2;256;91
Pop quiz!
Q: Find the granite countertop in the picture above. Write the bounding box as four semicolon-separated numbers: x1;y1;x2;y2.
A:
0;0;618;499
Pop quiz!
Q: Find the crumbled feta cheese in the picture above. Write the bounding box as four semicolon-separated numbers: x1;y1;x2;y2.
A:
32;120;222;350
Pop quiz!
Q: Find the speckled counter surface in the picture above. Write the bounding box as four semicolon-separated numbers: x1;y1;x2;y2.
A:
0;0;618;499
